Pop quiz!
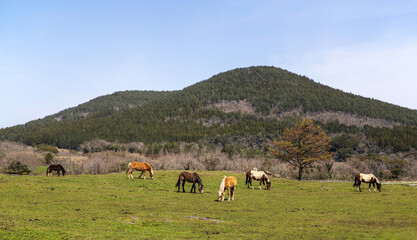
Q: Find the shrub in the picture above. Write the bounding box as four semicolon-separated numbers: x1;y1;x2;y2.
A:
45;153;54;164
37;144;59;154
4;161;31;175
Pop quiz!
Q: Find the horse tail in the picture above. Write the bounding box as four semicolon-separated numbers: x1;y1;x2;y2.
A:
175;174;181;188
353;174;359;187
46;166;49;175
61;165;66;176
126;162;132;173
245;171;249;185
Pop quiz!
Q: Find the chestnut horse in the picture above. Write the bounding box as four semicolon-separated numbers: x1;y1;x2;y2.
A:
126;162;154;179
353;173;382;192
218;176;237;202
176;171;204;193
245;169;271;190
46;164;66;176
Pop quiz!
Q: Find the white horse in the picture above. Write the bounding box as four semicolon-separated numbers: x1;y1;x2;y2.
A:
245;169;271;190
218;176;237;202
353;173;382;192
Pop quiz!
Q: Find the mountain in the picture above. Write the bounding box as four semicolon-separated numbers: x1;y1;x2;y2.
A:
1;66;417;152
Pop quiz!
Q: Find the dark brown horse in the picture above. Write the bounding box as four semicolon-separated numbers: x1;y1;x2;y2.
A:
176;171;204;193
46;164;66;176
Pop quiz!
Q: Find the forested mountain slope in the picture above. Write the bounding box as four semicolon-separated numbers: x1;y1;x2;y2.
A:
47;90;173;121
1;66;417;151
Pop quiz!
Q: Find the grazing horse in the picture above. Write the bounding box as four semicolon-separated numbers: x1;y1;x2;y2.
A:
353;173;382;192
176;171;204;193
218;176;237;202
46;164;66;176
245;169;271;190
126;161;154;179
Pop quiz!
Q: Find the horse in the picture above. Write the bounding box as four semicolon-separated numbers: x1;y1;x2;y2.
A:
353;173;382;192
126;161;154;179
245;169;271;190
46;164;66;176
175;171;204;193
218;176;237;202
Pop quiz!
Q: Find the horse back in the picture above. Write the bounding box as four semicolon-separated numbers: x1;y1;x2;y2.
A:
129;161;150;170
359;173;376;183
225;176;237;188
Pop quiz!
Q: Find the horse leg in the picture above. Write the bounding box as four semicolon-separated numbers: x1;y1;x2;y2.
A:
176;177;181;192
127;168;131;179
250;179;254;189
368;183;372;193
138;171;144;179
182;181;186;192
232;187;235;201
372;182;377;192
191;183;195;193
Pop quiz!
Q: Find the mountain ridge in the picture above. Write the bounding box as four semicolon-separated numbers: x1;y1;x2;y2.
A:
1;66;417;150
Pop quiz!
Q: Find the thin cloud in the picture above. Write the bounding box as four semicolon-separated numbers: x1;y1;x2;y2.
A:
287;38;417;110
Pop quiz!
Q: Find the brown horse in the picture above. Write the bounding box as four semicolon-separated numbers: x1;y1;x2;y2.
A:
218;176;237;202
176;171;204;193
353;173;382;192
126;162;154;179
245;169;271;190
46;164;66;176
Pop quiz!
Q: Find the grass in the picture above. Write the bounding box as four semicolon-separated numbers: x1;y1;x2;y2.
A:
0;171;416;239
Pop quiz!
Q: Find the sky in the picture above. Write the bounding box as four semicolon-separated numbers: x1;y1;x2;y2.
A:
1;1;417;129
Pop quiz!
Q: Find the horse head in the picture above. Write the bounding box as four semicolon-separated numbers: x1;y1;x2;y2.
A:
198;183;204;194
149;165;154;179
376;183;382;192
218;176;226;201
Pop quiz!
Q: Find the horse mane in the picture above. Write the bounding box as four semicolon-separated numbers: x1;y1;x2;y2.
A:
146;162;154;175
219;176;226;193
262;172;270;183
374;175;381;184
194;173;203;185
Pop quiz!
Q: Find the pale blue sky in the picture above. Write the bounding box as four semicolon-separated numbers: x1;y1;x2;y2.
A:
1;1;417;128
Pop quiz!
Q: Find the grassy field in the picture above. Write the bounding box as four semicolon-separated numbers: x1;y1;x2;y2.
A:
0;171;416;239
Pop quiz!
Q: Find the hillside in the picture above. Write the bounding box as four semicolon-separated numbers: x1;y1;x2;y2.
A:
1;66;417;151
46;90;173;121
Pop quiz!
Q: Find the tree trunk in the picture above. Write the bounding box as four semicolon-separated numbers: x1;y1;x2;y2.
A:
297;166;303;180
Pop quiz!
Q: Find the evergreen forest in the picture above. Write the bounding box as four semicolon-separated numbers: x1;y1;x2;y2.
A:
1;66;417;157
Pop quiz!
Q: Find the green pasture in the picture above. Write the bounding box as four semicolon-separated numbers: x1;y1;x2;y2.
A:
0;171;416;239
